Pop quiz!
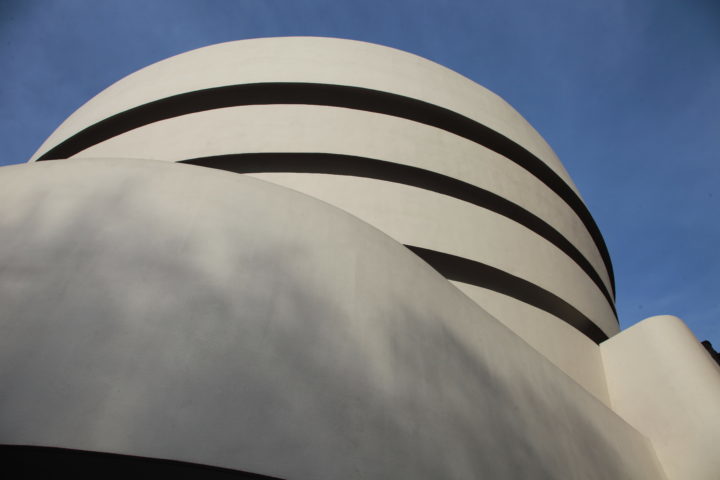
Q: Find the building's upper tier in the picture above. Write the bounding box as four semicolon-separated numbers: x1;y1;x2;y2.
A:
31;37;572;185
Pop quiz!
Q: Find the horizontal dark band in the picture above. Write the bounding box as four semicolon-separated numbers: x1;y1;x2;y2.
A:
406;245;609;344
0;444;282;479
181;153;616;319
34;82;614;293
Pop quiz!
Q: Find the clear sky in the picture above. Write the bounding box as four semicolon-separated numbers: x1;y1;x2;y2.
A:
1;0;718;345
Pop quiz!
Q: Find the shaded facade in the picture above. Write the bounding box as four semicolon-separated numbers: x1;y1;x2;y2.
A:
1;38;718;479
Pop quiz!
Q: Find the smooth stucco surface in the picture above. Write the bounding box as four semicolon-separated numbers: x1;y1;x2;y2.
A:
454;281;610;403
0;159;664;479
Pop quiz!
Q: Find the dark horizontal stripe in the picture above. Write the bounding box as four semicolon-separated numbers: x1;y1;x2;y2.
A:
181;153;617;319
0;444;282;479
34;82;614;294
406;245;609;344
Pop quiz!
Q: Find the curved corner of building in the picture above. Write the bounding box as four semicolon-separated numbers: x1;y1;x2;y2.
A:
600;314;720;480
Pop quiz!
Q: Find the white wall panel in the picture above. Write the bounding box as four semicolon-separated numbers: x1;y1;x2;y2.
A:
602;315;720;480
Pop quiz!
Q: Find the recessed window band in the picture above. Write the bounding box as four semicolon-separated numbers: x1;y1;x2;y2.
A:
405;245;610;344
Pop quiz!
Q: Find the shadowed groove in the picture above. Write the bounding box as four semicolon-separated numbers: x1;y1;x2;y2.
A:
34;82;615;294
405;246;610;344
180;152;617;319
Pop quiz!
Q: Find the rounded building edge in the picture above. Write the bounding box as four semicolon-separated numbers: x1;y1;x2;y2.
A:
0;158;661;479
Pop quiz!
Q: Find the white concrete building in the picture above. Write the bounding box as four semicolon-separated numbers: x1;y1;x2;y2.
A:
1;37;718;479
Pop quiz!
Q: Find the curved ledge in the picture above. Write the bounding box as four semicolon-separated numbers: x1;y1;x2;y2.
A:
33;81;614;293
181;152;616;317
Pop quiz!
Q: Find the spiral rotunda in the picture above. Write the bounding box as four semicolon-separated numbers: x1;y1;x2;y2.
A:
1;38;717;480
32;37;618;392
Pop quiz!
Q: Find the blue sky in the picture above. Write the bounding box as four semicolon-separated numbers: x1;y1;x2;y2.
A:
1;0;718;345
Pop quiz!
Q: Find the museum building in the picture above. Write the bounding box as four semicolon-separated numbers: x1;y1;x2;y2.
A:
0;37;718;479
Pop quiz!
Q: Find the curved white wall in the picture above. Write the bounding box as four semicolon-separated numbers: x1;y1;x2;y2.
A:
455;282;611;404
601;315;720;480
26;39;618;391
0;159;664;479
72;104;612;294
